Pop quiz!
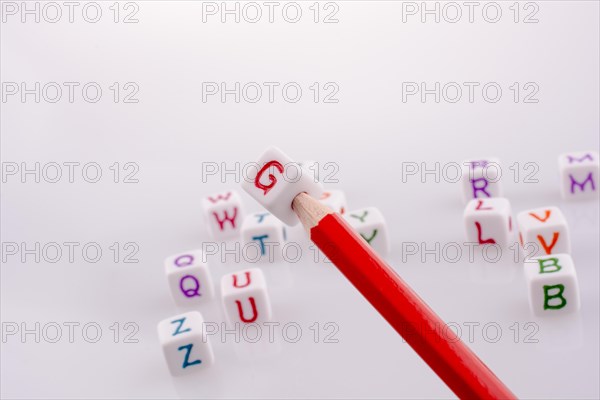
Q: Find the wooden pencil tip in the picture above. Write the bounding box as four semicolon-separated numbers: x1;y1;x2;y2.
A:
292;192;334;231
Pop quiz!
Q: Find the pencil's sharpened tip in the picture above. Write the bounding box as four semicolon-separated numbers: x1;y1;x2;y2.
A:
292;193;334;232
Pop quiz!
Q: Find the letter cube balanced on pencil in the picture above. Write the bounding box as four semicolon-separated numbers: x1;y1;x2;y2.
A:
241;147;323;226
241;146;516;400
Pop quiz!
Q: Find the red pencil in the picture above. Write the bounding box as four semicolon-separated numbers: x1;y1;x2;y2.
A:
292;193;516;400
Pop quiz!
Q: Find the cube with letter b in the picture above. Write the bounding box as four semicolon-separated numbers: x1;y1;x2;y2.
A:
524;254;580;316
158;311;214;376
241;147;323;226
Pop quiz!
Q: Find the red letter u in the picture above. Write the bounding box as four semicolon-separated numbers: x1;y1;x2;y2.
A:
232;271;252;288
235;297;258;323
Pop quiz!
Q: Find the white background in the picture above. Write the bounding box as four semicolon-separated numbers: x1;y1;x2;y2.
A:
1;1;599;398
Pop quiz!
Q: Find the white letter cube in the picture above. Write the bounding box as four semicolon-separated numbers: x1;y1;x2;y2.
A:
558;151;599;200
319;189;347;214
517;206;571;258
463;198;512;247
241;212;286;261
524;254;580;316
344;207;390;256
158;311;214;376
241;147;323;226
461;158;503;203
201;190;244;240
164;250;214;307
221;268;272;324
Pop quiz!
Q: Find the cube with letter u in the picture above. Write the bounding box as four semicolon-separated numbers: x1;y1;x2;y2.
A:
221;268;272;325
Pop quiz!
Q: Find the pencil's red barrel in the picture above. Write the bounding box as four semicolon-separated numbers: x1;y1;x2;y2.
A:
311;213;516;400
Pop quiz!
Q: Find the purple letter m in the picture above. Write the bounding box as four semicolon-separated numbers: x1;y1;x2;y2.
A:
570;173;596;194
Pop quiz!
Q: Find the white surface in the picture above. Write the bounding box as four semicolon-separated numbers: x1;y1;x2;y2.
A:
1;1;599;399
